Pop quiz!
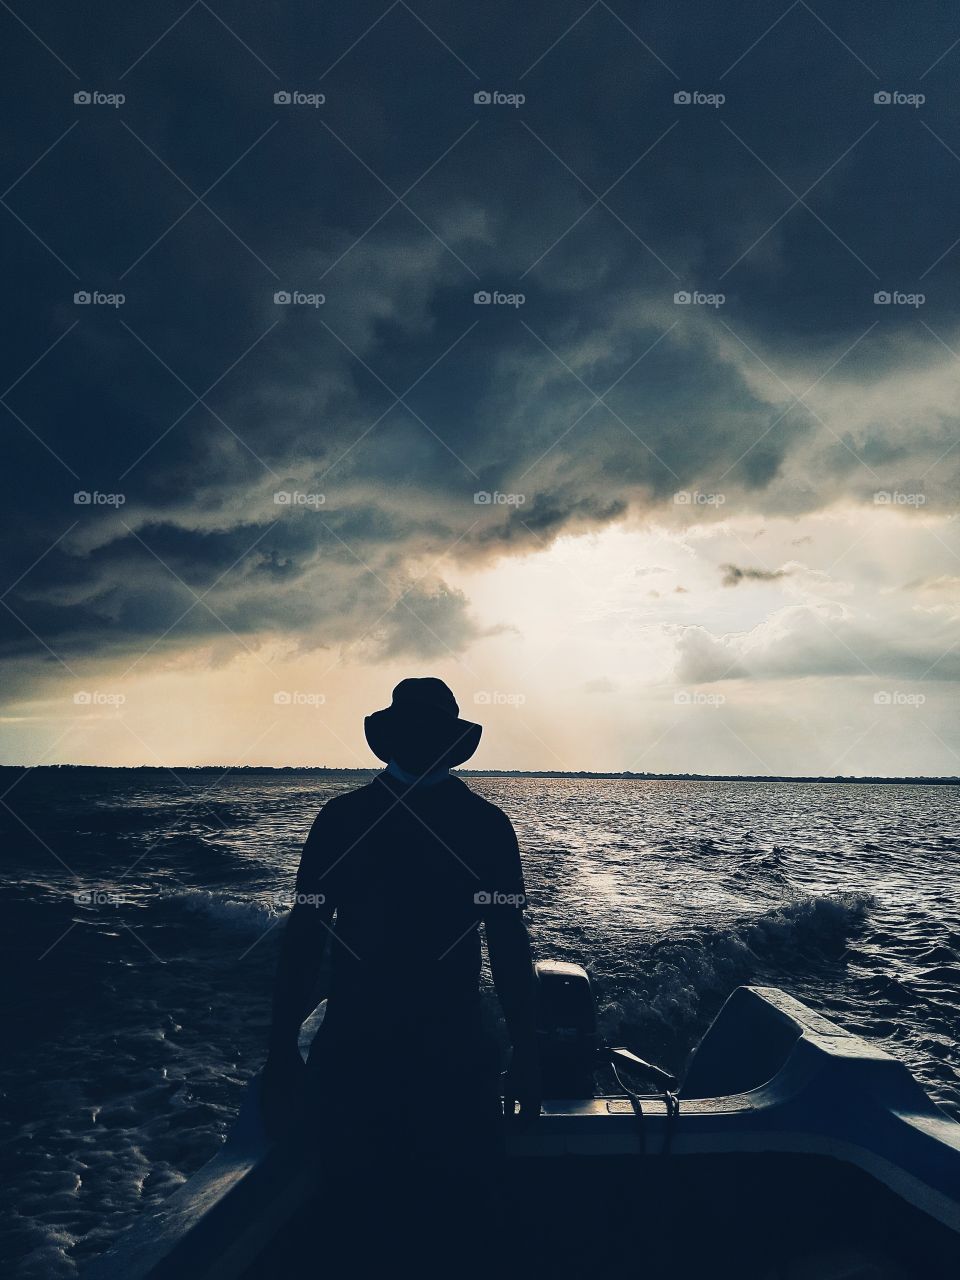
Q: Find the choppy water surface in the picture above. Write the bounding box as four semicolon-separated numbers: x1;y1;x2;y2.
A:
1;769;958;1276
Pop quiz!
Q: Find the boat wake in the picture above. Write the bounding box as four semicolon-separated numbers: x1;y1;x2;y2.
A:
593;892;875;1067
166;888;289;936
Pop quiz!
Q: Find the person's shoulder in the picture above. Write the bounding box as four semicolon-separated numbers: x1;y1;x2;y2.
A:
321;779;384;816
309;780;384;826
329;778;382;803
451;780;515;830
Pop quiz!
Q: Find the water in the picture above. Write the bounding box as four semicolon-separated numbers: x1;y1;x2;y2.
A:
1;768;958;1277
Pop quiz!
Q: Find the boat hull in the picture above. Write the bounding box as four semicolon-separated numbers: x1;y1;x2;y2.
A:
84;985;960;1279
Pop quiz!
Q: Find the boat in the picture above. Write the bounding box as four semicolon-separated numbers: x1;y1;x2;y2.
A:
85;960;960;1279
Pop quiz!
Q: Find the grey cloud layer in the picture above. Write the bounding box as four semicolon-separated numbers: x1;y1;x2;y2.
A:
3;0;959;671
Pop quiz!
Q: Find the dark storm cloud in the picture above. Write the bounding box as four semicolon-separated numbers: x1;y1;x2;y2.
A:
369;580;493;661
3;0;960;674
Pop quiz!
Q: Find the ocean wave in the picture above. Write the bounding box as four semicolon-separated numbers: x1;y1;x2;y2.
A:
165;888;289;935
742;890;874;948
730;848;791;886
652;890;874;975
598;892;875;1055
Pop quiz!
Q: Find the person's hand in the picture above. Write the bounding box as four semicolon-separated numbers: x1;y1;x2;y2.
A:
260;1044;307;1140
503;1040;541;1129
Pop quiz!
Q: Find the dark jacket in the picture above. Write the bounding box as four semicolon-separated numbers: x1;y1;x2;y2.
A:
296;772;526;1041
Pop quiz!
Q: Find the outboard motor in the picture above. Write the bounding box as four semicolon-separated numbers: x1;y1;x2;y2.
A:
534;959;679;1109
535;960;600;1098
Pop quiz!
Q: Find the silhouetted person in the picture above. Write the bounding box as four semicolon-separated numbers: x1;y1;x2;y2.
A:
261;678;539;1270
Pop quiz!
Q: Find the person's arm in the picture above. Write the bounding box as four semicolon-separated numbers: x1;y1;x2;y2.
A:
261;807;338;1134
260;899;332;1137
486;909;540;1126
266;896;334;1057
485;908;537;1050
482;808;540;1125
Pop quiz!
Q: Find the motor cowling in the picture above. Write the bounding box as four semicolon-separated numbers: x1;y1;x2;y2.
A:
535;960;600;1098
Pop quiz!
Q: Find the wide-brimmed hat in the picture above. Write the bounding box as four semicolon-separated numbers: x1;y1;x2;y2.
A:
364;678;482;770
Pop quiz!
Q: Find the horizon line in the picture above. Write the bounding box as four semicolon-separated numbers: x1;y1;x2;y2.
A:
0;763;957;785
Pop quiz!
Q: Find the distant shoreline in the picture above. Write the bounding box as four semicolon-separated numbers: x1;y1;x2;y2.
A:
0;765;957;786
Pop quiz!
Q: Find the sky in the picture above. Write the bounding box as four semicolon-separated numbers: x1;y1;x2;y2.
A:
1;0;958;774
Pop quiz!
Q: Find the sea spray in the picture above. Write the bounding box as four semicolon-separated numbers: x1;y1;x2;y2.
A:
166;888;289;935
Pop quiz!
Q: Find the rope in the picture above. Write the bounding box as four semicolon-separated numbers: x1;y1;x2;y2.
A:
610;1058;646;1154
661;1090;680;1156
608;1050;681;1157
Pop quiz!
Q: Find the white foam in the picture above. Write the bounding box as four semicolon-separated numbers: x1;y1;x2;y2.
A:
166;888;288;935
